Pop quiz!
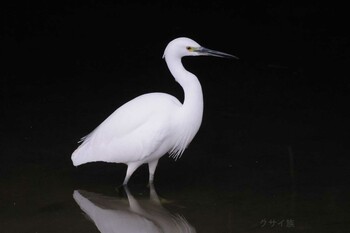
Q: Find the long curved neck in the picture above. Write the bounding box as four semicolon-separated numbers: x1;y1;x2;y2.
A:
164;53;204;159
165;56;203;112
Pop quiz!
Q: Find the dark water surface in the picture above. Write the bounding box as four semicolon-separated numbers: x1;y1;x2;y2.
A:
1;134;349;233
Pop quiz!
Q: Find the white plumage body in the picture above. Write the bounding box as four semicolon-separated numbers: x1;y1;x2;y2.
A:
71;37;235;185
72;92;201;166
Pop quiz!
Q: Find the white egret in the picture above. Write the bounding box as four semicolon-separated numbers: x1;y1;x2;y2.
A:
71;37;237;185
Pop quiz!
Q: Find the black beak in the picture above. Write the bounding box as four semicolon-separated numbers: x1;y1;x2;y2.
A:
196;47;239;59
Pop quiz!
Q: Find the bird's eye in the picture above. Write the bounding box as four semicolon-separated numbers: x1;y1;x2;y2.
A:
186;46;192;51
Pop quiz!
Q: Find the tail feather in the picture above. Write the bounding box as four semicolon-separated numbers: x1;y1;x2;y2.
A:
71;142;94;166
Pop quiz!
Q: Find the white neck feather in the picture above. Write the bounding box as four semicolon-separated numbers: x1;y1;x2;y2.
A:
164;55;204;159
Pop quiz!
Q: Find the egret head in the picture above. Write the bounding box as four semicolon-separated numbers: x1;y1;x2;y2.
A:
163;37;238;60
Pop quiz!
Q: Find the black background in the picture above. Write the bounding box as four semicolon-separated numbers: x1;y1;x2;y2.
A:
1;0;349;185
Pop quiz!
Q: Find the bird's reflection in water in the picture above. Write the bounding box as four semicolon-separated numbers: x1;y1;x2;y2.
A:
73;184;196;233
